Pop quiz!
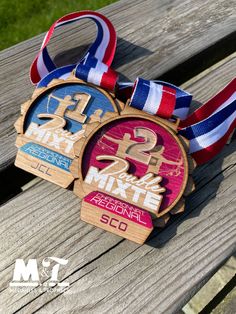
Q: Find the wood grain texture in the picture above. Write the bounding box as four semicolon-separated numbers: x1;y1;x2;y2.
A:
0;0;235;171
0;54;235;313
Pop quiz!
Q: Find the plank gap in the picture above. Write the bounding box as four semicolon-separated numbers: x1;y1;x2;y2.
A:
199;273;236;314
0;164;35;205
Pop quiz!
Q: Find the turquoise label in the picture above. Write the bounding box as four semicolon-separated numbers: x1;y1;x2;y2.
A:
20;142;72;172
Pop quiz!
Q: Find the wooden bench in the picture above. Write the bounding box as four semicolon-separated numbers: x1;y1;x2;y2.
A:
0;0;235;312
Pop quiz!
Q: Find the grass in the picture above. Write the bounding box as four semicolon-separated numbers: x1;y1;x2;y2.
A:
0;0;118;51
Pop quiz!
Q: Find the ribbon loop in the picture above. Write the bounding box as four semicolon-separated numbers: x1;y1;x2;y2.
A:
75;53;118;90
129;78;192;119
30;11;117;85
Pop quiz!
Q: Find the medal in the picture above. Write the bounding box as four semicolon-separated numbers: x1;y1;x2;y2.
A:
71;78;195;243
14;10;236;244
15;78;124;187
71;76;236;243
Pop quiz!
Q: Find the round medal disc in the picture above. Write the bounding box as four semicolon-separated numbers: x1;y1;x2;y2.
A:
14;78;121;187
75;113;190;217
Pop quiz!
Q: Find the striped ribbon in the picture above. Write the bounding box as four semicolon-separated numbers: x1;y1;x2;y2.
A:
129;78;192;119
75;52;118;90
30;11;235;165
30;11;117;86
128;77;236;165
179;78;236;164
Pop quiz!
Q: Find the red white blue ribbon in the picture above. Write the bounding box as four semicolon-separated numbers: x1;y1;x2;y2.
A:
179;78;236;164
75;52;118;90
31;11;235;165
129;78;192;119
129;77;236;165
30;11;117;85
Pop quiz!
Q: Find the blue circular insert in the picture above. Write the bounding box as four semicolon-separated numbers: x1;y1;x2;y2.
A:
25;83;116;133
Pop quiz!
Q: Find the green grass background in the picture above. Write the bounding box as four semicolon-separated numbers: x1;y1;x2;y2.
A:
0;0;118;51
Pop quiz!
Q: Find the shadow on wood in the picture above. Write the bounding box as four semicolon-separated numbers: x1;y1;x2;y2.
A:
147;137;236;248
53;37;153;83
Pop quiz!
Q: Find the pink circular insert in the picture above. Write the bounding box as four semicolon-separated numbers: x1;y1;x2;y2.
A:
82;117;187;213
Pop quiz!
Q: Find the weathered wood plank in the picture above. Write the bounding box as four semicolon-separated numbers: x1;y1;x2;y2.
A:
0;0;235;171
182;53;236;112
0;54;235;313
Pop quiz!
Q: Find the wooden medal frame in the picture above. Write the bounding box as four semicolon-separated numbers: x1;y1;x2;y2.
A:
71;105;196;229
14;76;124;188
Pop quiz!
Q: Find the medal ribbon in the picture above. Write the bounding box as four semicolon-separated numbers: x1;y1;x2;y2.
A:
30;11;192;116
179;78;236;164
31;11;235;165
75;52;118;91
30;11;118;89
128;78;192;119
129;77;236;165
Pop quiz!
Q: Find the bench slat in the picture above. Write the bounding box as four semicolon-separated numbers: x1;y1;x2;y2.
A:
0;54;235;313
0;0;235;171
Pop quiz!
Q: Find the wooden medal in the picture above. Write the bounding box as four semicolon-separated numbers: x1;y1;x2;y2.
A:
71;105;196;243
14;77;123;188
